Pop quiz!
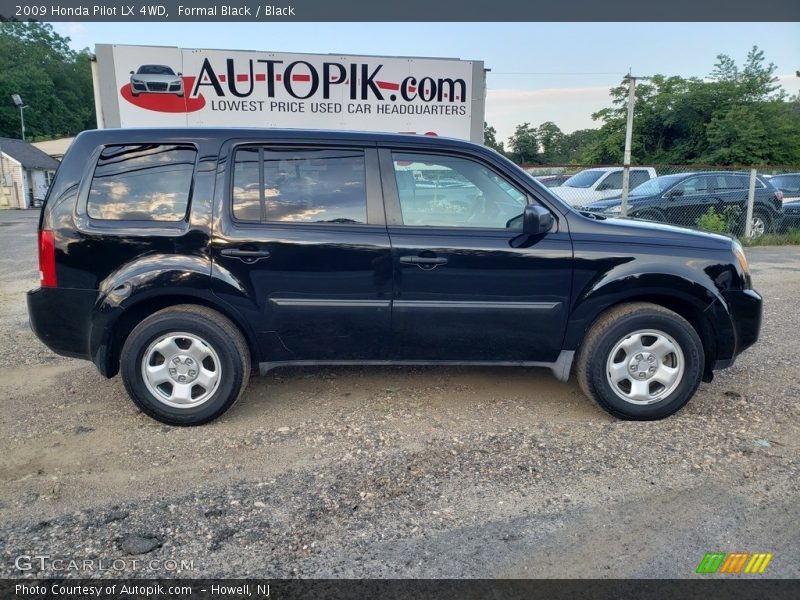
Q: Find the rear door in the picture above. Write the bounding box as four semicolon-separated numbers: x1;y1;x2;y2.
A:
715;173;754;212
379;147;573;363
663;175;716;226
211;140;392;361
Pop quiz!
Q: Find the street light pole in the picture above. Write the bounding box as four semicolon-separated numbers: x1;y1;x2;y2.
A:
11;94;26;141
19;104;26;141
620;74;649;217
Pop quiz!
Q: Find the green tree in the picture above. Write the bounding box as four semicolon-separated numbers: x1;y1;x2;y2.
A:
483;122;505;154
587;46;798;165
507;122;540;164
537;121;564;163
559;128;601;164
698;47;799;164
705;101;800;164
0;21;95;139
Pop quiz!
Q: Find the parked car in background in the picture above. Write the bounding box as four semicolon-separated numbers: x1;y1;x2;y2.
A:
549;167;657;207
768;173;800;205
583;172;784;238
534;174;570;188
780;198;800;231
129;64;185;97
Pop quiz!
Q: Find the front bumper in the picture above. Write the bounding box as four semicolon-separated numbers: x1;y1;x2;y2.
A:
727;288;762;353
130;81;184;94
712;288;762;370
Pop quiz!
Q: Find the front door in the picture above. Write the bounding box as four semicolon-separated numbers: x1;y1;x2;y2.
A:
212;143;392;361
380;149;573;363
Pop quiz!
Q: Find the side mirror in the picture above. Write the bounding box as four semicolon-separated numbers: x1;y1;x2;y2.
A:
668;189;684;198
177;72;182;76
129;71;134;75
523;205;554;235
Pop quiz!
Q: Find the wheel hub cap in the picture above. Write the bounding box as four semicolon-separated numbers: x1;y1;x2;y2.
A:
141;332;221;409
168;355;199;383
628;352;658;380
606;329;685;405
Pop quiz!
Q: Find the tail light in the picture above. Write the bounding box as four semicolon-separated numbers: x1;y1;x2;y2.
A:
38;230;57;288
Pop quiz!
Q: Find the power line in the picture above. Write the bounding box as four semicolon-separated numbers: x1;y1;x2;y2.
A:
488;72;625;76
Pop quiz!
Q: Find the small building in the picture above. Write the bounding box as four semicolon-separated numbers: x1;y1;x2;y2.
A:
0;137;60;209
32;137;75;161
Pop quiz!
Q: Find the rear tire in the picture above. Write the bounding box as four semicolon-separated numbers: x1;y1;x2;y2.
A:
748;209;771;239
736;208;771;238
575;302;704;420
120;305;250;426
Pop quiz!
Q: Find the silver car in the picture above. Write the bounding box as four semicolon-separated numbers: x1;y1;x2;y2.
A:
129;65;184;97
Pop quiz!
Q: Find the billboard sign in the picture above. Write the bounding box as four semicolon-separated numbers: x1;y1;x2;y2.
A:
93;45;485;142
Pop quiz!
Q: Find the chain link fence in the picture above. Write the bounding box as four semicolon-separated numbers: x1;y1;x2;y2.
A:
522;164;800;239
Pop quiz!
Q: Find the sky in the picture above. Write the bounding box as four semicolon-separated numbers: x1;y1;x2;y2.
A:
53;22;800;144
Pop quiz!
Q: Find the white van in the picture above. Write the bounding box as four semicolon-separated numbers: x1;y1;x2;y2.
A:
550;167;657;207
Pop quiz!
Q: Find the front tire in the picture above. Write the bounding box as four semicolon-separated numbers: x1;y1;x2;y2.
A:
575;302;704;420
121;305;250;426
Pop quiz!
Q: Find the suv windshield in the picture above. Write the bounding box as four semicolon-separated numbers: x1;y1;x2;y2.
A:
137;65;176;75
562;170;605;188
630;174;685;197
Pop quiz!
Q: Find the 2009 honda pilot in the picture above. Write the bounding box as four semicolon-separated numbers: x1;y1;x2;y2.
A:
27;129;762;425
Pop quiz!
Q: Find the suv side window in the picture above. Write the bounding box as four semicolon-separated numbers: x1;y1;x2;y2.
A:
674;176;711;196
600;171;624;190
231;147;367;224
87;144;196;221
391;152;527;228
717;175;749;191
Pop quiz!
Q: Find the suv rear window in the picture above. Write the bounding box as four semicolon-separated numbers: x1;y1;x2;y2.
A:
231;148;367;224
87;144;196;221
715;174;765;190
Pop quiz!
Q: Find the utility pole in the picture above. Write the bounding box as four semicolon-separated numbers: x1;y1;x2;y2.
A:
620;74;649;217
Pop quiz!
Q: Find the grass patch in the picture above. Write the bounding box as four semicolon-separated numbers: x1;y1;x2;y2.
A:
741;228;800;246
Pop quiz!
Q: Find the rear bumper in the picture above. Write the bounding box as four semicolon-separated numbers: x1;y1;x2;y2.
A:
27;287;96;361
712;288;762;370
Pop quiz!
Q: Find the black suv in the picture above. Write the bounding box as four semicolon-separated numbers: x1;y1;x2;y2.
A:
583;172;784;237
28;129;762;425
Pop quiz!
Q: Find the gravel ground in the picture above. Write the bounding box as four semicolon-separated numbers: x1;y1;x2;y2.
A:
0;210;797;578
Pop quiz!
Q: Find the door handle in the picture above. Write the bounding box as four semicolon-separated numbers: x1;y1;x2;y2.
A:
399;255;448;266
221;249;271;258
221;248;271;262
